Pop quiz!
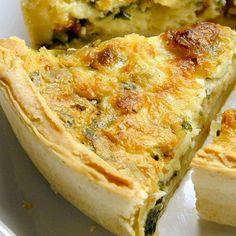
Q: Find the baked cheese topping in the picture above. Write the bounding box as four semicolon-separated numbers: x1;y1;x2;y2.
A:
22;0;236;48
193;109;236;169
13;22;235;195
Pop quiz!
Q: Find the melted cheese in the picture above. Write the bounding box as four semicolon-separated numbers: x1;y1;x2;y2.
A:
22;0;236;48
16;23;236;192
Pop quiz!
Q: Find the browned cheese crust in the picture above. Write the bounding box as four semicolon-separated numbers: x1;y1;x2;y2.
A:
192;109;236;173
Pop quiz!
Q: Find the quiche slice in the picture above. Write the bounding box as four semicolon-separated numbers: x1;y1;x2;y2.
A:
22;0;236;48
0;23;236;236
192;109;236;227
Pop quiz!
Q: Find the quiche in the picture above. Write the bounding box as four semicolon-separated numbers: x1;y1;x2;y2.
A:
0;23;236;236
22;0;236;48
192;109;236;227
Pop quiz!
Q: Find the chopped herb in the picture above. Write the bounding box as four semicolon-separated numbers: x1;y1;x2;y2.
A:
114;10;131;20
65;119;75;128
123;82;137;90
205;88;212;99
145;199;164;236
145;206;160;235
59;112;76;128
84;127;96;140
181;120;192;131
155;197;164;205
158;181;165;191
199;111;204;117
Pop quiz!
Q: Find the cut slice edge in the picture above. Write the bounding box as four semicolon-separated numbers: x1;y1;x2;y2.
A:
192;109;236;227
22;0;236;48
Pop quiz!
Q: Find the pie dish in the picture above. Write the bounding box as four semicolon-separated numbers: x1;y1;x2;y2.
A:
22;0;236;48
192;109;236;227
0;22;236;236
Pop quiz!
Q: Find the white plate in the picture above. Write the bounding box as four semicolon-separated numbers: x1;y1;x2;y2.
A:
0;1;236;235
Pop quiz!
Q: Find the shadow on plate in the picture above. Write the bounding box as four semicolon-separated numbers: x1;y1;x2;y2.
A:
198;218;236;236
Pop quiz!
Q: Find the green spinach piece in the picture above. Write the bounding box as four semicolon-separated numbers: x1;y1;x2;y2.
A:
123;82;137;90
145;198;164;235
181;120;192;132
114;9;131;20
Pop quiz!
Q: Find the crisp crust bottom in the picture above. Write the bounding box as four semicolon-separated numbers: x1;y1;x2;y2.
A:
197;196;236;227
192;167;236;227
